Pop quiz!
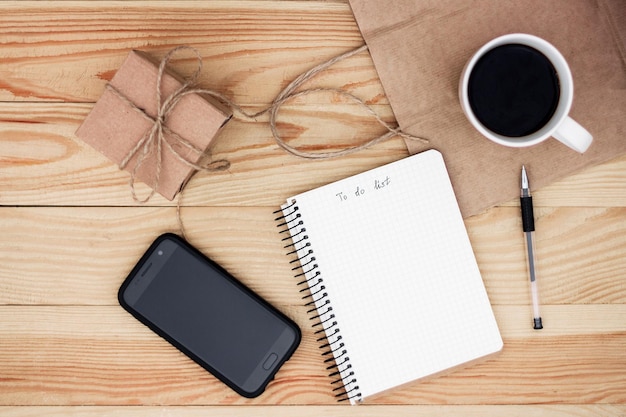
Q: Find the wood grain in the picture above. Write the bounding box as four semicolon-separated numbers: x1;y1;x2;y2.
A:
0;0;625;416
0;305;624;405
0;102;409;207
0;1;367;104
2;102;626;207
2;405;625;417
1;206;625;306
0;205;624;406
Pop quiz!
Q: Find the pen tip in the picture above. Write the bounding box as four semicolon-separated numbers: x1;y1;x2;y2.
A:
521;165;529;189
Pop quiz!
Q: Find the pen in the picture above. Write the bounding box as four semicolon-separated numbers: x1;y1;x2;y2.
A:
520;166;543;330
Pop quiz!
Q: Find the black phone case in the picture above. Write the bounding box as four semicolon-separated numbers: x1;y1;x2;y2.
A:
118;233;301;398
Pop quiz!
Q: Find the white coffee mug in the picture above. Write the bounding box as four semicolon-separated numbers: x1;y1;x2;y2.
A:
459;33;592;153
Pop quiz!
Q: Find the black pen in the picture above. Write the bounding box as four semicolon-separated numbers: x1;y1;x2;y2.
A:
520;166;543;330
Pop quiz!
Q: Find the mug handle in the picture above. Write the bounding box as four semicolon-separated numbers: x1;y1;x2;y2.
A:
553;117;593;153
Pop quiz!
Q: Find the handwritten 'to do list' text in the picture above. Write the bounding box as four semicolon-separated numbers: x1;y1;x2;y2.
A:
335;175;391;202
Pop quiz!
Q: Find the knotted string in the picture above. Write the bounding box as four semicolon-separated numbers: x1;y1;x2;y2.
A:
105;45;429;238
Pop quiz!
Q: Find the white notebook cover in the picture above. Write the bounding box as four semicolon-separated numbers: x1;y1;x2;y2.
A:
279;150;502;404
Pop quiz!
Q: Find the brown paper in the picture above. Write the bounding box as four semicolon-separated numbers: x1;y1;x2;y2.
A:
349;0;626;217
76;50;232;200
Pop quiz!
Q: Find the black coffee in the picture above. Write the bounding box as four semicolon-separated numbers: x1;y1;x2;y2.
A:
468;44;560;137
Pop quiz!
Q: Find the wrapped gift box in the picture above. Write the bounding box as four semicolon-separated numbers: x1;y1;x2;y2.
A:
76;49;232;200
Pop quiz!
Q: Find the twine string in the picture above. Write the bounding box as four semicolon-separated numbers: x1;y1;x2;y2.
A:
104;45;429;238
192;44;429;158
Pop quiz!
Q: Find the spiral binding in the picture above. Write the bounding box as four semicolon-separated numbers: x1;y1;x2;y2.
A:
274;200;362;403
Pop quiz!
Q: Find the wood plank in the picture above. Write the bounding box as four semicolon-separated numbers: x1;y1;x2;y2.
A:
1;304;621;341
0;1;367;104
2;103;626;207
1;206;625;306
2;405;626;417
0;305;624;405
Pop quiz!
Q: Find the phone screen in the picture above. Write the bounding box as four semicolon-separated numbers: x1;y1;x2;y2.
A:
119;234;300;397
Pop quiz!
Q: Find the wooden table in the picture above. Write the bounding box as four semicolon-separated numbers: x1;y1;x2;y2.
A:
1;1;625;416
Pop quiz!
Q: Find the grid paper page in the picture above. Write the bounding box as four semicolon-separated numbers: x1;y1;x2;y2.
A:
283;150;502;404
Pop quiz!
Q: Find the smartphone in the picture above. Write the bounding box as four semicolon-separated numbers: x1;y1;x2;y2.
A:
118;233;301;398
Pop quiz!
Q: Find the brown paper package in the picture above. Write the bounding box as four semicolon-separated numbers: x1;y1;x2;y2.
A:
76;50;232;201
349;0;626;217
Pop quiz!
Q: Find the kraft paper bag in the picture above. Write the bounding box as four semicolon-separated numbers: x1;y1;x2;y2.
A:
348;0;626;217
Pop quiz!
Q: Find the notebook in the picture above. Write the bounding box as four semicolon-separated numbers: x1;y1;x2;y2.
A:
275;150;502;404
